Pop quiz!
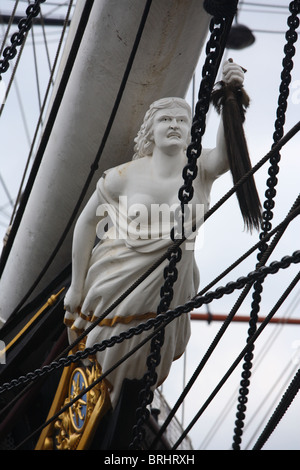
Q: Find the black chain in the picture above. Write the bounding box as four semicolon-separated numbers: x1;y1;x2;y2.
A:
232;0;300;450
129;247;182;448
1;250;299;396
260;0;300;250
0;0;46;79
129;1;238;449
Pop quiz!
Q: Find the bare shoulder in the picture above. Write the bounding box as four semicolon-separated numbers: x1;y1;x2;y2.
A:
102;158;148;198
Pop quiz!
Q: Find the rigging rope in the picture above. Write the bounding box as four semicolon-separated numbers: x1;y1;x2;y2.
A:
0;0;92;276
172;270;300;450
0;0;46;78
2;250;300;449
0;1;20;58
199;286;300;450
252;368;300;450
232;0;300;450
150;194;300;449
244;361;299;449
7;0;74;227
0;0;152;317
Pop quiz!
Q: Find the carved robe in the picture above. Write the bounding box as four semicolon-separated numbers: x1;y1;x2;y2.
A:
64;163;210;407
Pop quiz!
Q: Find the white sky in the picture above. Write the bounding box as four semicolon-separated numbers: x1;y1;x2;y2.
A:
0;0;300;451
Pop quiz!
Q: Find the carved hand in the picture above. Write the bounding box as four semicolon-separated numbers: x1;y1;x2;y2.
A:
64;284;83;313
222;59;245;87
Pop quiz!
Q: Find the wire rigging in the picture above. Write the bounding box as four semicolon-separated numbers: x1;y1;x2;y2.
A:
252;367;300;450
0;0;88;269
0;1;20;57
244;361;300;449
150;192;300;449
171;270;300;450
198;287;300;450
0;0;153;317
232;0;300;450
2;250;300;450
0;0;74;241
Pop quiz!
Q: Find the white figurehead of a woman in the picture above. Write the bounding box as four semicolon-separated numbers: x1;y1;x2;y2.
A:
63;60;245;409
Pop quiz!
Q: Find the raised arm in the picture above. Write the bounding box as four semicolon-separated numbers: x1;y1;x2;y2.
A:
200;118;229;181
200;60;245;181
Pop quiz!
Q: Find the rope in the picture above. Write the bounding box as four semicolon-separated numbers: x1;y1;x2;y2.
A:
0;29;28;118
1;0;153;319
7;0;74;227
3;251;300;449
244;361;299;449
252;368;300;450
172;270;300;450
150;195;300;449
232;0;300;449
0;0;95;277
2;191;299;431
0;0;46;78
0;1;20;57
1;252;299;396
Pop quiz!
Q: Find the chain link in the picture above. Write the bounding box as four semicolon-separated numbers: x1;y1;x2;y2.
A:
232;0;300;450
1;250;298;394
260;0;299;251
0;0;46;78
129;5;239;448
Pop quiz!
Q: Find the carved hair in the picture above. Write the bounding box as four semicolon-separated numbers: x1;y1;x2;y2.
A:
132;97;192;160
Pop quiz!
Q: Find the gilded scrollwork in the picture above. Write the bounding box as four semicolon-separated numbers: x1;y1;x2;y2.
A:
47;357;111;450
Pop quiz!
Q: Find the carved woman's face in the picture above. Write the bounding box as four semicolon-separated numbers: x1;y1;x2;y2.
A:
152;107;191;154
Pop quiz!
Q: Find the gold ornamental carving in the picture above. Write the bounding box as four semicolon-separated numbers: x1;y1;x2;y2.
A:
35;353;111;450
